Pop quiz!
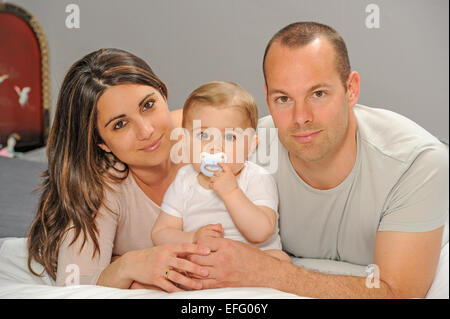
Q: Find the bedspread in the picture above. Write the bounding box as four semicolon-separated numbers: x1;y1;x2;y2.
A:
0;237;447;299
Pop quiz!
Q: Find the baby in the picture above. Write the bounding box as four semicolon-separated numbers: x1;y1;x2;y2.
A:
152;81;290;261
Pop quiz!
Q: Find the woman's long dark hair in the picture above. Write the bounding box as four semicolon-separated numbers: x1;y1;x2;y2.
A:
27;48;168;280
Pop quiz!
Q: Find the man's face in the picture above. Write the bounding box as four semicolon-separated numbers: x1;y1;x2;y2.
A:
264;38;357;164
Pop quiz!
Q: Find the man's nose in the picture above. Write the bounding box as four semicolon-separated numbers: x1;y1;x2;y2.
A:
293;101;313;125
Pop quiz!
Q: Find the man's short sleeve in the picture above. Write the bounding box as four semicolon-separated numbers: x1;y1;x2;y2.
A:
379;145;449;232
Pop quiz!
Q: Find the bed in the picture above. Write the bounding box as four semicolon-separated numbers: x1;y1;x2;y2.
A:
0;155;448;299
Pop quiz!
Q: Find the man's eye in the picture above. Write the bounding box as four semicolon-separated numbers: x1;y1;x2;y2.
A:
225;134;236;142
113;120;127;130
275;96;290;103
143;100;155;110
312;91;325;98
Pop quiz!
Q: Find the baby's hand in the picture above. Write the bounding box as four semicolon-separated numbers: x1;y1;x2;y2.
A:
210;163;239;199
193;223;224;243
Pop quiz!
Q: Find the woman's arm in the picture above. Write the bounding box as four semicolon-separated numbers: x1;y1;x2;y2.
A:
58;205;210;291
55;207;119;286
97;243;211;292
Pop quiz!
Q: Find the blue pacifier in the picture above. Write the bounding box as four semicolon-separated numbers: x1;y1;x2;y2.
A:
200;152;227;177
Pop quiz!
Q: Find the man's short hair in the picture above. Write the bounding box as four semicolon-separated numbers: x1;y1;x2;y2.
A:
182;81;258;130
263;21;351;88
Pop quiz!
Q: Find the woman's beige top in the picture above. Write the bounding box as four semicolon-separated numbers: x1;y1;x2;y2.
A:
55;173;160;286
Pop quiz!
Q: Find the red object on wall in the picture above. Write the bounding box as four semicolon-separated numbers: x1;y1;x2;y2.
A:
0;5;47;151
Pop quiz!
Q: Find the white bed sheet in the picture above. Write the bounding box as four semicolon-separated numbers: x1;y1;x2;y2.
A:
0;237;447;299
0;237;302;299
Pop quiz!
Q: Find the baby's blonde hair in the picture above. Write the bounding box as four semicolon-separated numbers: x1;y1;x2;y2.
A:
182;81;258;130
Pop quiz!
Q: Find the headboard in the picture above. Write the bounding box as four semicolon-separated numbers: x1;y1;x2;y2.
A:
0;2;50;152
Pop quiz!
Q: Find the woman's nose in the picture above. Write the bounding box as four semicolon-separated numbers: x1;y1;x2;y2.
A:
135;119;154;140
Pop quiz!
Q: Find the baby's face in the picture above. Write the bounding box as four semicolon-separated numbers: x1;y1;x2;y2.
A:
183;104;257;176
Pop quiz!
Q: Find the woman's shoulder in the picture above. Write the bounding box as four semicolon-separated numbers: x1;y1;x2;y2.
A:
104;172;146;200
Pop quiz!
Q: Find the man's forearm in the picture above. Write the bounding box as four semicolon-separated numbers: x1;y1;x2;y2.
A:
195;238;398;298
272;261;396;299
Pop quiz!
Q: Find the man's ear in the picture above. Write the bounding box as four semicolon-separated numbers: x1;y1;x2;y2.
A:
264;83;269;107
346;71;360;107
98;143;111;153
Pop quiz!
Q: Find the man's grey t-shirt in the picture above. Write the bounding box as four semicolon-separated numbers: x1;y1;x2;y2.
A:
253;104;448;266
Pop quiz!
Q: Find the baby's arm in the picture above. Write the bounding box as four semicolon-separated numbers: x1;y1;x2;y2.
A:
222;189;277;244
152;211;224;245
151;211;193;245
211;164;276;244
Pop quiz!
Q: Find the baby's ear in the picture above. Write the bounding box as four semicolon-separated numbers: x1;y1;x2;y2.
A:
248;134;259;156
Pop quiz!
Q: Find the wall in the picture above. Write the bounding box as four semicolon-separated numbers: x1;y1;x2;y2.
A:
5;0;449;142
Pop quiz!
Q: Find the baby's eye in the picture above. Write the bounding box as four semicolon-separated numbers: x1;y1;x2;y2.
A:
197;131;210;140
113;120;127;130
224;134;236;142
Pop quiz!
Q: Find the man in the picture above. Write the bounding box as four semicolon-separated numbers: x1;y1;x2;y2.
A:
190;22;448;298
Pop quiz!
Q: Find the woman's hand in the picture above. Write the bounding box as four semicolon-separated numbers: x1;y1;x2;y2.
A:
193;223;224;243
98;243;211;292
130;243;211;292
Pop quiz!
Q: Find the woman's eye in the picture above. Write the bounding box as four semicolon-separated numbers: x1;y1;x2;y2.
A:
143;100;155;110
113;120;127;130
225;134;236;142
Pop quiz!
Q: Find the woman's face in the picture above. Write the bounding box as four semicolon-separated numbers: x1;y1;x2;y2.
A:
96;83;175;169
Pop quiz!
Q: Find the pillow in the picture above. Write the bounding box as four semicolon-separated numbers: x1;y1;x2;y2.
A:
0;237;54;286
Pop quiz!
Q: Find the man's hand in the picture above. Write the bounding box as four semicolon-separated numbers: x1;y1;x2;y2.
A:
188;237;284;289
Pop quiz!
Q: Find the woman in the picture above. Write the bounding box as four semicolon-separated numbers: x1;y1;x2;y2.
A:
27;48;211;292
